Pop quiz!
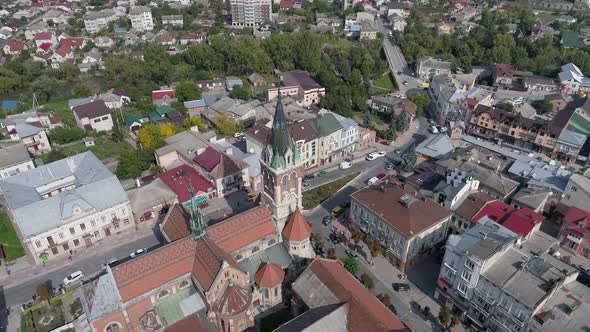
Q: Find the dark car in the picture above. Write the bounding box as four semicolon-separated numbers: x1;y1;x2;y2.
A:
340;202;351;208
322;215;333;226
393;283;410;292
388;305;397;314
303;174;315;181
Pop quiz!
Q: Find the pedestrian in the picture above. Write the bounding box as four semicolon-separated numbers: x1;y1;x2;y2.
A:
69;249;73;255
68;255;72;261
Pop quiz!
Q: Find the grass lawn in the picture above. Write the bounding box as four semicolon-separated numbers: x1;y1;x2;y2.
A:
259;307;292;332
352;111;385;125
0;212;26;262
41;138;133;163
373;73;396;91
303;173;360;209
40;99;74;126
21;290;81;332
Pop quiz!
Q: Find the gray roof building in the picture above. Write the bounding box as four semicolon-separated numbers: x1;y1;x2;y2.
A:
416;133;455;159
510;187;551;213
311;113;343;137
0;151;129;237
0;143;32;171
126;178;177;215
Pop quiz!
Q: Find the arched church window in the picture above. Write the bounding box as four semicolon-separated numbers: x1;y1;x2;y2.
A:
290;172;297;191
158;290;169;299
179;280;189;288
282;175;288;193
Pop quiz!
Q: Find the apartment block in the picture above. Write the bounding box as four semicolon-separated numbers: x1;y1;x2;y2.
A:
128;6;154;32
230;0;272;27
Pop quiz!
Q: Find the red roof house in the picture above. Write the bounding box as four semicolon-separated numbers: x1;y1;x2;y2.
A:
471;200;514;224
282;209;312;241
38;42;52;52
60;37;86;48
159;165;214;205
151;89;175;103
34;32;53;41
255;263;285;288
558;206;590;257
3;40;26;55
500;207;543;237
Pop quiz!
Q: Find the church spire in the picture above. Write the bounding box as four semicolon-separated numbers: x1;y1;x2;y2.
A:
262;94;298;170
188;181;205;241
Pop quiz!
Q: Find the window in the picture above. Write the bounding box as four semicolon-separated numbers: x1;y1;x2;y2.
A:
63;243;69;251
35;241;42;248
91;220;96;227
113;221;120;229
461;270;472;282
282;176;288;193
69;227;75;235
179;280;189;288
465;260;475;270
101;116;109;120
457;282;468;294
94;118;101;123
80;223;86;231
158;290;169;299
571;185;577;192
274;287;278;297
252;246;260;253
105;323;121;332
58;232;64;239
264;289;269;298
74;239;80;247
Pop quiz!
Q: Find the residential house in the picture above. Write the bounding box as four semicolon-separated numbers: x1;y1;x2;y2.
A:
311;113;343;165
154;130;217;170
289;258;408;331
561;173;590;209
510;187;551;213
94;36;115;48
158;164;216;206
97;88;131;109
0;143;35;179
202;97;259;128
558;63;590;95
557;204;590;257
179;33;204;45
59;37;86;50
319;109;359;156
351;180;452;271
128;6;154;32
123;115;146;132
49;45;74;69
553;128;587;163
0;152;133;264
183;99;206;117
450;191;495;234
126;178;178;224
83;9;117;33
523;75;559;93
2;119;52;154
391;14;407;31
193;146;250;197
2;40;27;56
0;27;12;40
381;1;412;18
34;32;57;48
196;78;225;90
161;14;183;27
225;76;244;91
72;100;114;132
428;74;469;124
493;63;513;88
151;89;175;106
216;140;263;192
248;73;266;87
266;71;325;107
230;0;271;27
432;169;480;210
416;133;455;160
370;95;417;125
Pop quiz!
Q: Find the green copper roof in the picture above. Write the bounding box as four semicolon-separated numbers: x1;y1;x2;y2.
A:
261;95;299;170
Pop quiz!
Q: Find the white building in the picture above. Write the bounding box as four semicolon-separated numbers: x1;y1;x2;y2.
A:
417;57;452;81
0;144;35;179
128;6;154;32
230;0;271;27
83;9;117;33
161;14;183;27
311;113;343;165
72;100;114;132
0;152;133;265
2;119;52;154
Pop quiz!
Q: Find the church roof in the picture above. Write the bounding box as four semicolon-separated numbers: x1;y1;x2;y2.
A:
191;237;243;292
262;96;298;170
213;283;252;318
255;263;285;288
282;209;312;241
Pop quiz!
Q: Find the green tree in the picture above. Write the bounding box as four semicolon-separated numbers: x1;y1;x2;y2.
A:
175;81;202;102
531;99;554;114
36;283;51;301
216;114;237;136
116;150;149;179
361;273;374;289
377;293;391;307
111;117;125;142
402;146;417;172
49;127;87;144
438;306;452;328
31;75;62;102
230;85;251;100
396;111;408;132
183;117;206;131
342;257;359;275
408;93;430;118
72;84;92;98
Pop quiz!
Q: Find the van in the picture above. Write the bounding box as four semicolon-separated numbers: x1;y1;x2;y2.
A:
429;126;439;134
340;161;352;169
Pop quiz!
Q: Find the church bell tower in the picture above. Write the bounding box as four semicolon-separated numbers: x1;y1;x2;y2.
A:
260;95;303;235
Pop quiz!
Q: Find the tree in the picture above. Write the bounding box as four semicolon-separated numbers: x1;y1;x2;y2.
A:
36;283;51;301
159;123;176;139
313;233;324;246
116;149;149;180
216;114;237;136
361;273;374;289
408;93;430;118
396;111;408;132
531;99;554;114
327;247;337;259
72;84;92;98
183;117;206;131
138;123;163;149
352;230;364;244
111;118;125;142
368;239;383;257
230;85;251;100
175;81;202;102
49;127;87;144
342;257;359;275
377;293;391;307
402;146;417;172
438;305;453;328
31;75;62;102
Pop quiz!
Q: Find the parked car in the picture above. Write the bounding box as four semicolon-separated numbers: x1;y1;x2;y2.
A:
322;215;333;226
367;176;379;185
130;248;147;258
380;140;391;146
63;271;84;286
233;132;245;139
340;161;352;169
302;182;311;189
377;173;387;180
394;149;402;154
385;164;394;171
376;151;386;157
303;174;315;181
429;126;439;134
366;152;379;161
345;249;358;258
340;202;351;208
392;283;410;292
331;206;344;217
402;81;408;85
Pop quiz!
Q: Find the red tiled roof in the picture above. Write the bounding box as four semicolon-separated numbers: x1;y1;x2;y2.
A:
72;100;110;119
112;236;196;302
34;32;53;40
180;33;201;40
213;284;252;318
501;207;543;237
158;165;214;204
471;200;514;224
31;2;45;7
39;42;51;51
282;209;311;241
191;237;242;291
60;37;85;48
5;40;25;52
207;205;275;254
55;45;71;57
152;89;174;101
161;204;191;243
305;258;408;331
280;0;293;9
495;63;513;78
255;263;285;288
563;206;590;227
164;314;207;332
193;146;220;172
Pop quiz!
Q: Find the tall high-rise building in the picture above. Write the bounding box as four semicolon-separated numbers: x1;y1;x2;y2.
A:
230;0;271;28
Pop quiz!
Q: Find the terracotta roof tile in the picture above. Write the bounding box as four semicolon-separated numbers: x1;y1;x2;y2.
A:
192;237;243;291
255;263;285;288
472;200;514;224
112;237;196;302
306;258;408;331
213;284;252;318
161;204;191;243
282;209;311;241
352;182;452;237
164;314;207;332
207;205;275;253
454;192;494;221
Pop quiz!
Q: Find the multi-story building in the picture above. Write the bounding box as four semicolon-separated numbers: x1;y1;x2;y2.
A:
193;146;250;198
0;152;132;265
351;181;452;271
83;9;117;33
557;204;590;257
72;100;114;132
161;14;183;27
558;62;590;95
493;63;513;88
311;113;343;166
436;217;582;332
553;128;587;163
319;109;359;156
417;57;452;80
266;71;325;107
0;143;35;179
428;74;468;124
230;0;271;27
2;119;52;154
561;173;590;208
128;6;154;32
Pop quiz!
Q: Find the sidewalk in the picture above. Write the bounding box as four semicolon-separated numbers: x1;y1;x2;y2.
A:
0;223;156;288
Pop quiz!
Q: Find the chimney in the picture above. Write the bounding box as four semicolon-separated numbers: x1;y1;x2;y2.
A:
225;148;233;156
190;125;199;133
135;178;141;188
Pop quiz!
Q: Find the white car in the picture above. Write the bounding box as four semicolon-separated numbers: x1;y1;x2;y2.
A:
130;248;147;258
340;161;352;169
63;271;84;286
376;151;386;157
367;177;379;185
366;153;379;161
233;132;245;139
